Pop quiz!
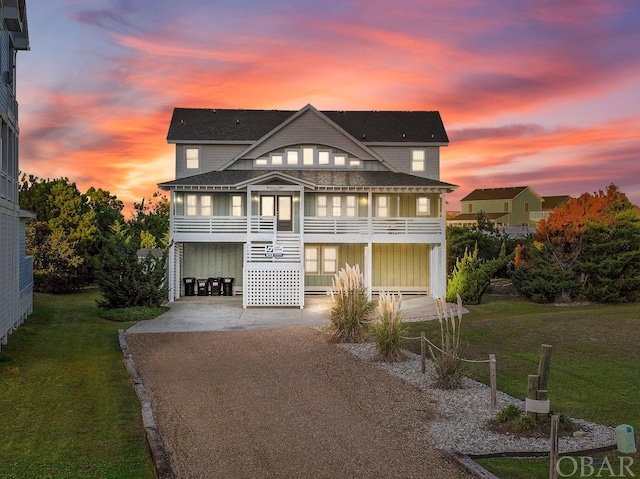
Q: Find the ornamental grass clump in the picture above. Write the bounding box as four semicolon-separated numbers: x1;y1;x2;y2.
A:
371;292;408;362
430;294;465;389
328;263;374;343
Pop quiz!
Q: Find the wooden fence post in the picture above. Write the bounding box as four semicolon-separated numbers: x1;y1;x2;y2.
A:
549;414;559;479
538;344;553;421
489;354;497;411
538;344;553;391
527;374;539;418
420;332;426;374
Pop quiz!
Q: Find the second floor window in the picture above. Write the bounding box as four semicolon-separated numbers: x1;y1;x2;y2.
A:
416;197;430;216
332;196;342;217
317;195;328;217
504;202;509;212
315;195;359;217
186;194;197;216
185;194;212;216
186;148;199;169
345;196;356;217
231;195;243;216
376;196;389;217
200;195;212;216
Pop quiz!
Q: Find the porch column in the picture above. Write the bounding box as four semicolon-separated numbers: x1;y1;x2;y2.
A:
364;243;372;300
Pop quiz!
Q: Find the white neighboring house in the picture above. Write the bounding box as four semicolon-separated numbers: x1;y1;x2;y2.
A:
0;0;32;349
160;104;457;308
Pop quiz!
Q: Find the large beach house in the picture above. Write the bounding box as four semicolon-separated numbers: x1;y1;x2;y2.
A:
0;0;32;349
160;104;457;308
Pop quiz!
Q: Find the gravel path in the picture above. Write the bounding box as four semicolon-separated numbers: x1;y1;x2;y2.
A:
342;343;617;456
126;329;471;479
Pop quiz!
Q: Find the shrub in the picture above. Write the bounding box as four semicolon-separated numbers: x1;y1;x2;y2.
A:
429;295;465;389
327;263;374;343
371;292;408;362
513;414;537;432
95;223;168;309
511;245;581;303
446;243;509;305
495;404;522;424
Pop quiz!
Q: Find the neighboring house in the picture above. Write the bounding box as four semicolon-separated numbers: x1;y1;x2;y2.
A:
447;187;570;237
0;0;32;349
159;104;457;308
534;195;570;223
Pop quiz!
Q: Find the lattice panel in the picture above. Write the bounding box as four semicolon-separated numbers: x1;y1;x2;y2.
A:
244;269;302;307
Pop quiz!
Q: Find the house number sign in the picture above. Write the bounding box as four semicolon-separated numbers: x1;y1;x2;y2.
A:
264;245;284;257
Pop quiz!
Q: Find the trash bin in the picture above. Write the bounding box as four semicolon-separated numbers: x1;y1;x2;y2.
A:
196;279;208;296
222;277;234;296
183;277;196;296
208;277;221;296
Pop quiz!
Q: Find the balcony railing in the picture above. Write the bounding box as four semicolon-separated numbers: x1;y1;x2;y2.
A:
172;215;444;236
173;216;247;234
529;211;549;221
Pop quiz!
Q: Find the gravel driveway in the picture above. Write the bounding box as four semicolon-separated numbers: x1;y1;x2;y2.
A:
126;328;470;479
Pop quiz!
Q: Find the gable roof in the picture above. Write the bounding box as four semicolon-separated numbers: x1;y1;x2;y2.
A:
461;186;531;202
167;104;449;144
159;170;457;191
218;104;394;171
542;195;570;210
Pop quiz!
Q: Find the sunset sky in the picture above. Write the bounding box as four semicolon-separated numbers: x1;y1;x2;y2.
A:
17;0;640;214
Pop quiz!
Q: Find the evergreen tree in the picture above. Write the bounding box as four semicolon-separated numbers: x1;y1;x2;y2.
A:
95;222;167;309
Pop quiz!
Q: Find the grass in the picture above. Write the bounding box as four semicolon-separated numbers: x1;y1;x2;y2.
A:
0;290;157;479
405;295;640;478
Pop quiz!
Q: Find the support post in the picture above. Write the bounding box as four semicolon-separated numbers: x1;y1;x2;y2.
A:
538;344;553;391
549;414;559;479
420;332;426;374
537;389;549;423
527;374;539;419
538;344;553;422
489;354;497;411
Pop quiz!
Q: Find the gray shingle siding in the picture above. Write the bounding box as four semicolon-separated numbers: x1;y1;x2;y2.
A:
176;144;247;179
369;146;440;180
237;109;378;162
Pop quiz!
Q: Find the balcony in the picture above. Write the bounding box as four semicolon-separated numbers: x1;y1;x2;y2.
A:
529;211;549;222
171;215;446;243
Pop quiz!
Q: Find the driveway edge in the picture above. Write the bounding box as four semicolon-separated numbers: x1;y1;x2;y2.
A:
118;330;176;479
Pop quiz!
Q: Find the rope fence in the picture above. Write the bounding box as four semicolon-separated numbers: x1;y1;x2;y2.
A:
401;332;498;410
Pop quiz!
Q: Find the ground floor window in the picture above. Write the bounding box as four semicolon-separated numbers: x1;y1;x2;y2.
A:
305;246;337;274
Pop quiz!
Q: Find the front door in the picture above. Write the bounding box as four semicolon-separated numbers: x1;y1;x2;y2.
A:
260;195;293;232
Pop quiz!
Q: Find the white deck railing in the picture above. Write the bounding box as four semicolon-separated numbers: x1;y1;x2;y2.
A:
529;211;549;221
305;217;442;235
173;216;247;234
173;215;444;236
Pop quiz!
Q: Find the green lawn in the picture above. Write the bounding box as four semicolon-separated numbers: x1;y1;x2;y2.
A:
0;290;155;479
405;295;640;479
